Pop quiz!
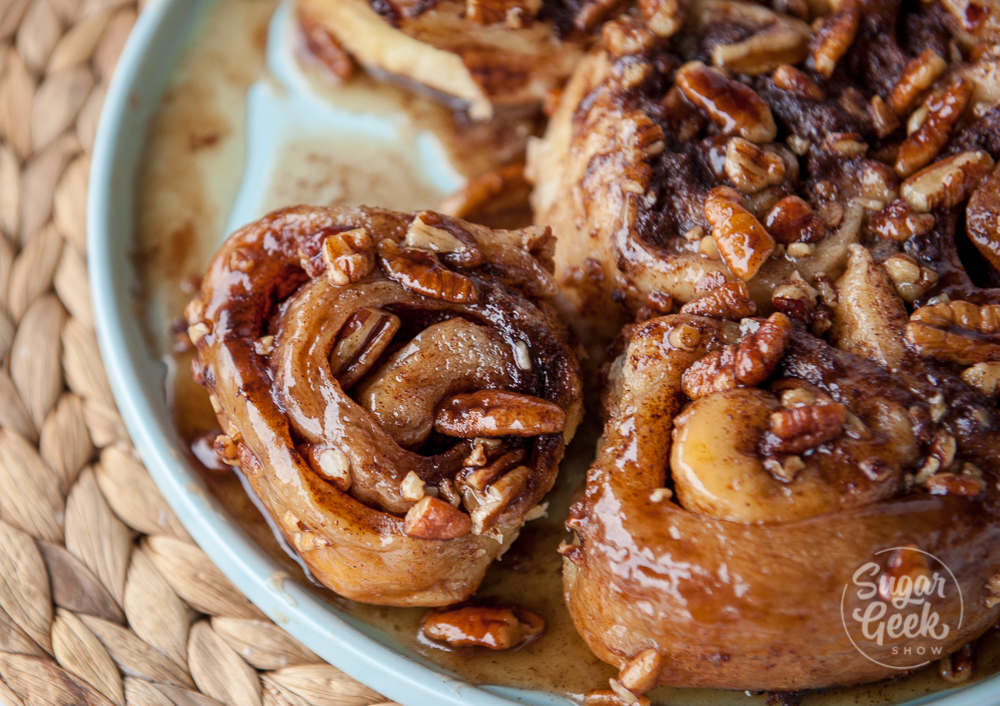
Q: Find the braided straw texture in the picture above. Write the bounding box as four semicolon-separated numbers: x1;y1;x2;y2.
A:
0;1;394;703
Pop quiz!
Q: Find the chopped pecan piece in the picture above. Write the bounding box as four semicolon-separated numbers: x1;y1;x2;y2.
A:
403;496;473;539
888;48;947;116
906;300;1000;365
421;605;544;649
434;390;566;437
638;0;682;37
600;20;657;57
901;150;994;212
925;473;985;497
764;195;824;244
772;271;819;324
322;227;375;285
462;465;531;534
962;362;1000;396
869;199;936;241
619;648;663;694
895;79;972;177
882;254;938;302
681;312;792;399
330;308;401;388
772;64;824;100
704;186;776;280
680;281;755;319
377;238;478;303
403;211;483;267
760;401;847;455
675;62;777;143
870;95;899;138
810;0;860;78
724;137;786;194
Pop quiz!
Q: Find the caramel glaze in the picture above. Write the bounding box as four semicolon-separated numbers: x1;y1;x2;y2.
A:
186;205;582;606
565;314;1000;691
529;0;1000;350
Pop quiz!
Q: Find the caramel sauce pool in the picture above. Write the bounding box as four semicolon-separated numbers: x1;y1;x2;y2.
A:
136;1;1000;703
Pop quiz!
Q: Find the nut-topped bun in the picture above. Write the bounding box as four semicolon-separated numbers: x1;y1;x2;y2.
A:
529;0;1000;354
563;311;1000;696
185;206;582;606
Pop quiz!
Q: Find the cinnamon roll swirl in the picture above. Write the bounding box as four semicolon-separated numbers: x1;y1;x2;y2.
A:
185;206;582;606
563;311;1000;694
529;0;1000;350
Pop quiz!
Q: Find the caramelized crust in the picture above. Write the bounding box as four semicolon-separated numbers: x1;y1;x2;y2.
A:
186;206;581;606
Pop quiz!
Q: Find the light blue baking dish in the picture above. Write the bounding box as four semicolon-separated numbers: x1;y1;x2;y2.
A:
88;1;1000;704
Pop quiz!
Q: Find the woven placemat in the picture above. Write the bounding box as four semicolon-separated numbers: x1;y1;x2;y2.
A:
0;1;394;704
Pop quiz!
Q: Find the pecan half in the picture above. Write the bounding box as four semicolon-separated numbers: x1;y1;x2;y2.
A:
420;605;544;649
868;198;936;241
906;300;1000;365
403;496;473;539
764;195;825;244
704;186;776;280
760;401;847;455
895;78;972;178
679;281;755;319
693;1;809;75
377;238;477;303
901;150;994;212
810;0;860;78
888;48;947;116
675;62;777;143
681;312;792;399
434;390;566;437
322;227;374;285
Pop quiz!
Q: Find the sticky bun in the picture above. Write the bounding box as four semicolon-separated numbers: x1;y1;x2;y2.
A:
185;206;582;606
295;0;584;119
529;0;1000;349
563;311;1000;694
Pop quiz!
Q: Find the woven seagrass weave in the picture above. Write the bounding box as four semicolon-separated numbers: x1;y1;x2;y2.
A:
0;1;393;703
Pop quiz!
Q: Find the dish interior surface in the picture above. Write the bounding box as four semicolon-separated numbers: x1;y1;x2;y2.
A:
93;0;1000;704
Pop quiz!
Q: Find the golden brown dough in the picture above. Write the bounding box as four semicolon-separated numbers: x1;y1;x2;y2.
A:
186;206;582;606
